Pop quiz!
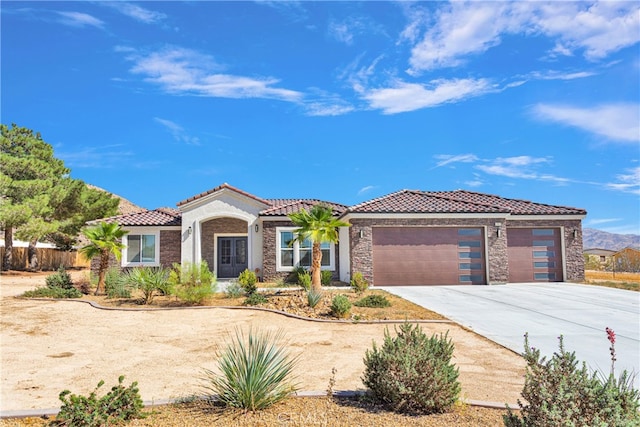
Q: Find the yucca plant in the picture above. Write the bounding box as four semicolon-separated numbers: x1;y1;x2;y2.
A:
202;328;299;411
306;289;323;309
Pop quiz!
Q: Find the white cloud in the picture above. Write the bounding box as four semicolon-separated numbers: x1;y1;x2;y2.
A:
328;16;386;46
358;185;377;195
604;167;640;195
476;156;555;180
154;118;200;145
56;11;104;29
532;103;640;143
58;145;133;168
103;2;166;24
363;78;494;114
125;46;303;102
433;153;479;168
305;102;355;117
586;218;622;225
406;2;640;73
530;70;597;81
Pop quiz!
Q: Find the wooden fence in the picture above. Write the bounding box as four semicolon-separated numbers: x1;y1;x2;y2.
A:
0;247;90;271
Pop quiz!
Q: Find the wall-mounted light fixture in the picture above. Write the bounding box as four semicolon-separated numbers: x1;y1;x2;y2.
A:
255;224;259;233
573;229;578;238
359;230;365;238
495;222;502;237
187;226;193;235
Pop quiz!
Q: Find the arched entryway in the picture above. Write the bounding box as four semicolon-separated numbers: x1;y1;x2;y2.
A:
200;217;248;278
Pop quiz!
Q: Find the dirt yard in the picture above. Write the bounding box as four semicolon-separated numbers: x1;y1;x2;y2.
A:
0;271;525;413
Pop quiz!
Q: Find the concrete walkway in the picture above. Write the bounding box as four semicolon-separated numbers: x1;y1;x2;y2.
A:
381;283;640;387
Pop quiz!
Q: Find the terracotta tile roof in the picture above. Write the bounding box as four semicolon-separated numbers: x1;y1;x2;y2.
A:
347;189;586;215
96;208;181;227
176;182;271;207
261;199;348;216
430;190;587;215
348;190;509;214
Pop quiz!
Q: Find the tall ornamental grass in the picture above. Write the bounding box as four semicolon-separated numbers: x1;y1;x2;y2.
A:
202;328;299;411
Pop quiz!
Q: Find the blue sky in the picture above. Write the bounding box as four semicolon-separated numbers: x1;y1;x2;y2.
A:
2;1;639;234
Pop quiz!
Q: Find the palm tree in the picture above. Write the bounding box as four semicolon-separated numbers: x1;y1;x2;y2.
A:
288;204;349;292
80;222;128;295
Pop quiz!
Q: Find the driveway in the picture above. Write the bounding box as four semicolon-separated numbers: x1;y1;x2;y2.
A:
381;283;640;387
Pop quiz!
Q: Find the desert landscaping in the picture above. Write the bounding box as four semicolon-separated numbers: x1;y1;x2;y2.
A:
0;270;527;425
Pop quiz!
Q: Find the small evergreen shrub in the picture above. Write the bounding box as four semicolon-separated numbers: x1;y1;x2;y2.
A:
350;272;369;295
297;270;311;291
354;294;391;308
46;266;74;290
104;268;132;298
52;376;146;426
225;281;243;298
22;286;82;299
23;266;81;298
362;323;460;415
331;294;351;318
244;292;267;306
169;262;216;304
321;270;333;286
503;332;640;426
127;267;171;305
306;289;323;308
202;328;299;411
238;269;258;295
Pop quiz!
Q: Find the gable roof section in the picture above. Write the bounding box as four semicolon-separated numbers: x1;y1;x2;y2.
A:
347;189;586;215
176;182;271;207
261;199;348;216
96;207;181;227
348;190;510;214
432;190;587;215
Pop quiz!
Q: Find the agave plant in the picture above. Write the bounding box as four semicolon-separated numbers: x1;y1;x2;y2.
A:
202;328;299;411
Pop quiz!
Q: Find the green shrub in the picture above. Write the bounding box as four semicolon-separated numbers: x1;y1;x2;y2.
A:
354;294;391;308
52;376;146;426
244;292;267;306
331;294;351;318
46;266;74;290
104;268;133;298
169;262;216;304
238;269;258;295
126;267;171;305
202;328;299;411
297;270;311;291
350;272;369;295
321;270;333;286
286;266;306;284
22;286;82;299
362;323;460;415
225;281;243;298
503;333;640;427
306;289;323;308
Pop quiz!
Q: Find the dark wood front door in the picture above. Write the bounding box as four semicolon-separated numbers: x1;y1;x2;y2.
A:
217;237;248;278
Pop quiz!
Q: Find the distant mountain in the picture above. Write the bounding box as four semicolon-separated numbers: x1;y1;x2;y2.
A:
87;185;146;216
583;228;640;251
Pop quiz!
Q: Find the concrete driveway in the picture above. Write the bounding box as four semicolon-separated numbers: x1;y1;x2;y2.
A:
381;283;640;387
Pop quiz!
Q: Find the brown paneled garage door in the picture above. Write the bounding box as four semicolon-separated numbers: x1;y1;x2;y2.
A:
372;227;485;286
507;228;563;283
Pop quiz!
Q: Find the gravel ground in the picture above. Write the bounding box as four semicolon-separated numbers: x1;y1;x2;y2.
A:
0;396;514;426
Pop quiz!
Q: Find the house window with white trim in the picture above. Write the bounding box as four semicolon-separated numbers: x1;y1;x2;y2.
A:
276;227;334;271
123;231;160;266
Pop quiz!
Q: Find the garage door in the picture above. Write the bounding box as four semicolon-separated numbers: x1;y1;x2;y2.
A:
507;228;563;283
372;227;485;286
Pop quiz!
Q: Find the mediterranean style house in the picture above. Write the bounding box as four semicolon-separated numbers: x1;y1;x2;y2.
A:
94;183;587;286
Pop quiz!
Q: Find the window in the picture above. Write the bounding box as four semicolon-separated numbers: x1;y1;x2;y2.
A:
123;231;159;266
532;229;555;236
276;227;334;271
